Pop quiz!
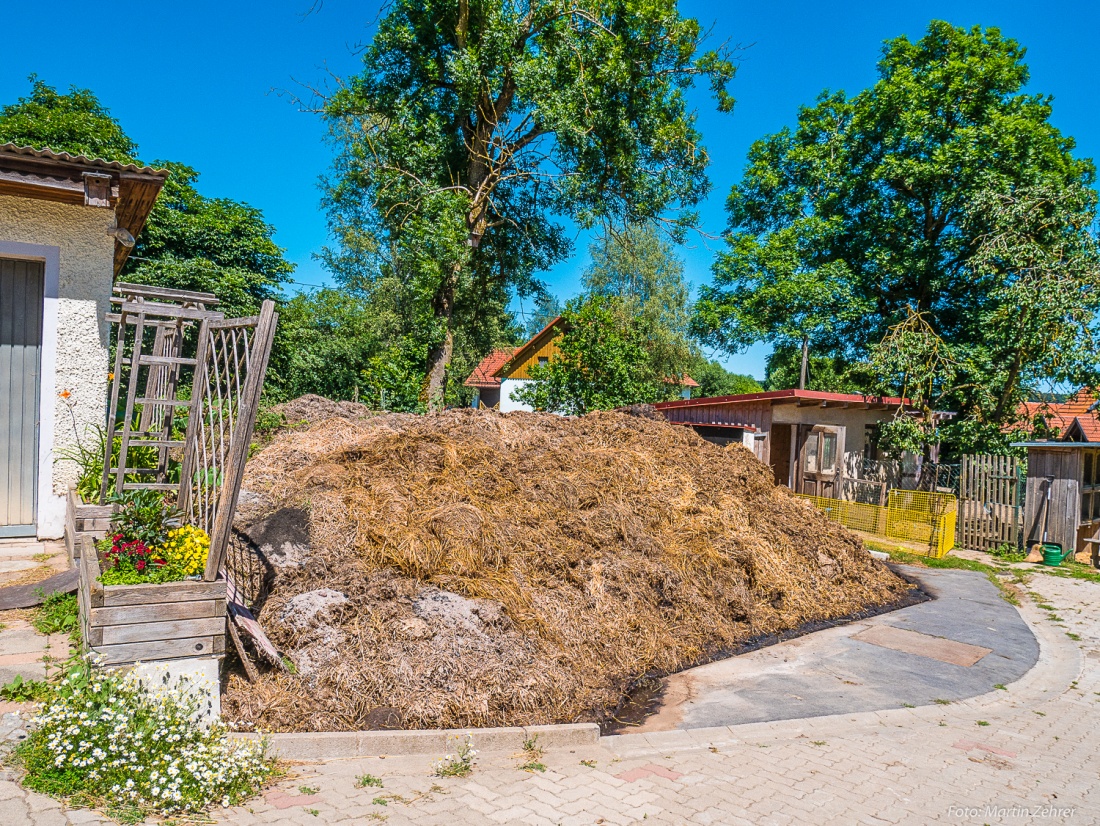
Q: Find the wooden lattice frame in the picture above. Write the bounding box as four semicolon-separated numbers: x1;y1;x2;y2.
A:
179;303;278;580
100;284;278;582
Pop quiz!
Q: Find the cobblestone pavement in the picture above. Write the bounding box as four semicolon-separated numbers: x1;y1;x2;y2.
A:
1;565;1097;825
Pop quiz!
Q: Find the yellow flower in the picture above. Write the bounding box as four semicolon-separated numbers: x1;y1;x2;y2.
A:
162;525;210;576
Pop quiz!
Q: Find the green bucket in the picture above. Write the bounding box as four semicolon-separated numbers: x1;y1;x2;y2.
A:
1041;543;1064;567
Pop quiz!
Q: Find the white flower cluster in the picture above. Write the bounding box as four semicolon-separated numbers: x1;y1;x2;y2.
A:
432;733;478;777
23;661;272;815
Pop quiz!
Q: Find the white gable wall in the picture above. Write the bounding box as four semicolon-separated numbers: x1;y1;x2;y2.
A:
499;378;536;413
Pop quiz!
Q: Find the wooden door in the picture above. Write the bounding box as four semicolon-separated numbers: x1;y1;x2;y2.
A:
770;423;792;487
798;425;846;498
0;259;44;537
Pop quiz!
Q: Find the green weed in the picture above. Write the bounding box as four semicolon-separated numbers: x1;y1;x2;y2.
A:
0;674;53;703
433;735;477;778
32;591;78;644
518;734;546;772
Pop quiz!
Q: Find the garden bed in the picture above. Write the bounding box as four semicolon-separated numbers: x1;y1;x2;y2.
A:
78;535;226;666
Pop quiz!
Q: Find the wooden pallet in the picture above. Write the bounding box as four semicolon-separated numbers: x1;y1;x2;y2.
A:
78;536;226;665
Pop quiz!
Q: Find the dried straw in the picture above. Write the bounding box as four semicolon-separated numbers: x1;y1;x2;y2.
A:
224;406;910;732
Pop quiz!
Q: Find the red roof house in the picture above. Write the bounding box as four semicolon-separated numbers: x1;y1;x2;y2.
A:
1016;389;1100;442
464;348;517;409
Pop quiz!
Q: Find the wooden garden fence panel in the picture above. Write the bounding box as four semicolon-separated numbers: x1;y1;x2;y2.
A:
957;454;1024;552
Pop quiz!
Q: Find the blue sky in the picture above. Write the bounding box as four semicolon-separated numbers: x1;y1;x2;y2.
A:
2;1;1097;378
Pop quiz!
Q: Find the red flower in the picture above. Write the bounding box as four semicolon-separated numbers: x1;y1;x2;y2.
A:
135;560;146;571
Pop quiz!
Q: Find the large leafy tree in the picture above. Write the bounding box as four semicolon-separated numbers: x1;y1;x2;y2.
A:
0;80;293;321
0;79;296;391
582;222;696;385
323;0;736;410
0;76;136;161
694;22;1099;450
123;162;292;320
688;358;761;397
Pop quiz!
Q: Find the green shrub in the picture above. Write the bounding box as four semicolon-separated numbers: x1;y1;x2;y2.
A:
990;543;1027;563
15;660;273;816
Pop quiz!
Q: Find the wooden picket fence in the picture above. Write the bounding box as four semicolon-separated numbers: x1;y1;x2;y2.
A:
956;454;1024;552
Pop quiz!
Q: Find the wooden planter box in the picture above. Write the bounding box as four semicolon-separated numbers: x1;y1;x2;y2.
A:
78;535;227;666
65;487;115;565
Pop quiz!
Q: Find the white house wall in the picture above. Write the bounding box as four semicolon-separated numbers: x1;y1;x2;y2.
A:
0;195;115;538
769;404;898;456
499;378;535;413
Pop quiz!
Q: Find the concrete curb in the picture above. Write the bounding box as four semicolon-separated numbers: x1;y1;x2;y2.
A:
234;723;600;760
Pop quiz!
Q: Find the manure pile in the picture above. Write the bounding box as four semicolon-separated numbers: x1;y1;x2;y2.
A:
225;406;910;732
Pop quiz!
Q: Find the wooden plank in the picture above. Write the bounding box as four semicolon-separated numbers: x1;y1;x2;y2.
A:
115;307;146;496
89;598;222;627
0;569;78;611
105;313;193;328
101;616;225;646
82;536;104;608
100;304;130;503
177;317;214;517
135;397;191;406
135;355;197;367
227;615;260;682
118;300;221;321
101;578;226;607
92;636;220;665
209;316;261;330
69;488;114;519
225;574;286;669
114;282;220;305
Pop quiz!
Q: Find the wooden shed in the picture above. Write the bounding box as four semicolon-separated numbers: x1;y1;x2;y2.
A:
1016;441;1100;566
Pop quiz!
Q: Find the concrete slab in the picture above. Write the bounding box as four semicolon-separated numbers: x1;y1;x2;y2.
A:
852;625;991;666
0;561;36;574
626;566;1038;731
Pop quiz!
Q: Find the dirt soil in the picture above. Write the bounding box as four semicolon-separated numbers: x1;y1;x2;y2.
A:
224;405;911;732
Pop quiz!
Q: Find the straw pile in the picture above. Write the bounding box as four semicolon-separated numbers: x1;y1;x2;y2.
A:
224;406;910;732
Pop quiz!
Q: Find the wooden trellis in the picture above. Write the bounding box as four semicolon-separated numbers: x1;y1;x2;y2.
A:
99;283;278;581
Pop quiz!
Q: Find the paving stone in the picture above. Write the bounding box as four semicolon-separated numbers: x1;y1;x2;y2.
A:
0;566;1097;825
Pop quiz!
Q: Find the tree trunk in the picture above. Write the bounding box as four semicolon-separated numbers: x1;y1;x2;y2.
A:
424;266;459;412
799;336;809;390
